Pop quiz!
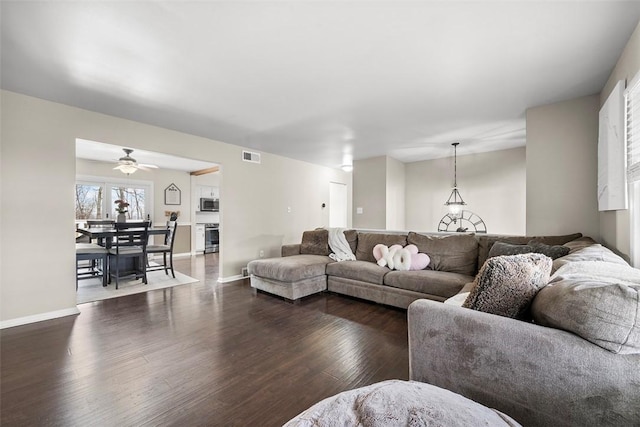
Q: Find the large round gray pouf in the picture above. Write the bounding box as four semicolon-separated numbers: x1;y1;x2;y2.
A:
284;379;521;427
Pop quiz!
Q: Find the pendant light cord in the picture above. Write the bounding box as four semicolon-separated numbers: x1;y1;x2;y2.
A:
453;142;459;188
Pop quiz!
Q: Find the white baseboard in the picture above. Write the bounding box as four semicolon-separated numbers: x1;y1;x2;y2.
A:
149;252;191;260
173;252;192;259
218;274;246;283
0;306;80;330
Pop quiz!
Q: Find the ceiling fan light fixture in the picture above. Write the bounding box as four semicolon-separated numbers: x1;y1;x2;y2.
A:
113;147;159;174
115;163;138;175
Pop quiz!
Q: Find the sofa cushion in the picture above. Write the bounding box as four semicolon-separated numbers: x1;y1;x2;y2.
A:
300;229;330;256
326;260;390;285
407;232;478;276
355;233;407;263
247;254;332;282
384;270;473;299
551;243;628;274
463;253;552;319
562;236;598;253
532;261;640;354
477;233;582;270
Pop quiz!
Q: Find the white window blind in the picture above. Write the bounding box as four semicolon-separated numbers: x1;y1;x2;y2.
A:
627;71;640;183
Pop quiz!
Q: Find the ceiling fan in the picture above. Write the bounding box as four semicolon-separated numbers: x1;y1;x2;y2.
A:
114;148;158;175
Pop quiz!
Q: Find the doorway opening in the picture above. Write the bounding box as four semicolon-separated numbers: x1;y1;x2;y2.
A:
75;138;221;303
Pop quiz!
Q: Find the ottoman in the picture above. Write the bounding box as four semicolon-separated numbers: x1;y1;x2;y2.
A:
284;379;522;426
247;254;333;302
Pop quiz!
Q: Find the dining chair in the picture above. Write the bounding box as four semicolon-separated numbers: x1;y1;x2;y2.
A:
76;243;108;290
108;222;149;289
147;219;178;278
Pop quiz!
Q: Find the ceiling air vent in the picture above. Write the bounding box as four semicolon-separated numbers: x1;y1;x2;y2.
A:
242;150;261;164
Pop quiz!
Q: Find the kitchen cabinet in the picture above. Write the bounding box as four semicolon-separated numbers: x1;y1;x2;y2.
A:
195;186;219;211
195;224;205;252
198;185;218;199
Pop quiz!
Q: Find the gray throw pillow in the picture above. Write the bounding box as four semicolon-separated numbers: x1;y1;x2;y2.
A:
463;253;552;319
477;233;582;271
343;229;358;255
300;229;329;256
487;242;533;259
527;241;570;260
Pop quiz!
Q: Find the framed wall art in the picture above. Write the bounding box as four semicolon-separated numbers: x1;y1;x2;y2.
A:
164;183;181;205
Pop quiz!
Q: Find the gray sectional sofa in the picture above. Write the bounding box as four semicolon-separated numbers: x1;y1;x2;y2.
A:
250;229;640;426
247;228;582;308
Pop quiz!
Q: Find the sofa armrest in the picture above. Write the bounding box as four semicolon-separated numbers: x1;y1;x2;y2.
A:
408;299;640;427
282;244;301;257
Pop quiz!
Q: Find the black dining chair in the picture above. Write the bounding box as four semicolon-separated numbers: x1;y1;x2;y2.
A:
147;219;178;278
108;222;149;289
76;243;108;290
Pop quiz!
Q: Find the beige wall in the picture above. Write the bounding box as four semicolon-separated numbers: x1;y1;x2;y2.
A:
405;147;526;235
0;90;351;325
385;156;406;230
353;156;387;229
599;19;640;260
353;155;406;230
526;94;600;241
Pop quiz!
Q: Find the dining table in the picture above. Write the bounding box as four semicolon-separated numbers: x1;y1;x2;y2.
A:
77;222;169;247
76;222;170;283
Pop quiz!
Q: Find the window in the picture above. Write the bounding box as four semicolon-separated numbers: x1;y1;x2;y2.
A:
111;185;147;220
75;176;153;224
626;71;640;267
75;182;104;220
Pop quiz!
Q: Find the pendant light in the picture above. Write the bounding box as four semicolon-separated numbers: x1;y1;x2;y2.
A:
444;142;466;221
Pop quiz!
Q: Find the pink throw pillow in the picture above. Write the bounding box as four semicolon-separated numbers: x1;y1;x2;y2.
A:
410;253;430;270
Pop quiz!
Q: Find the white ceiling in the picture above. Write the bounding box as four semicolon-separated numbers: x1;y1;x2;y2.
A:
2;1;640;168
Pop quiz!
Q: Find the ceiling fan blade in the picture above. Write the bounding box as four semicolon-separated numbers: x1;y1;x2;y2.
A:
138;163;159;169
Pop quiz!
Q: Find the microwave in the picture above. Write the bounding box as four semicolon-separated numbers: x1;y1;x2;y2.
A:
200;198;219;212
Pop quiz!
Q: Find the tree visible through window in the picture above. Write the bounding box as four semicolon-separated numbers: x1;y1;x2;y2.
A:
75;184;103;219
112;186;146;220
75;178;151;222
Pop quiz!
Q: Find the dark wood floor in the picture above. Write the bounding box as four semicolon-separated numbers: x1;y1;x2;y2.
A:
1;254;409;426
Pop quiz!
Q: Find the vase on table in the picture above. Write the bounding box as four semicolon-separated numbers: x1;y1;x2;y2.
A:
117;213;126;223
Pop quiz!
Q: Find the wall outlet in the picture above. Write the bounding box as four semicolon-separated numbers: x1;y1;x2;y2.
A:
259;250;264;258
356;207;363;214
287;206;292;213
